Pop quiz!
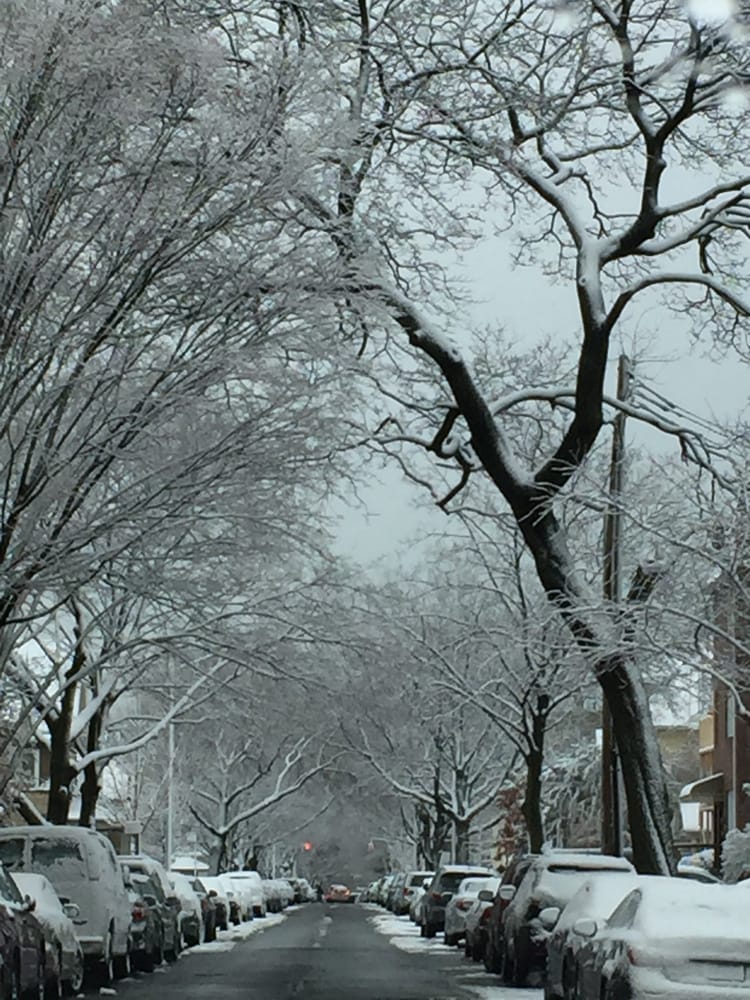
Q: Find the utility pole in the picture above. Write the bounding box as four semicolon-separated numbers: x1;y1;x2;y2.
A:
601;354;631;856
167;721;175;868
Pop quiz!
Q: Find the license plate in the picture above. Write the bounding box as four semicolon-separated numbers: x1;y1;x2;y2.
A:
694;962;745;982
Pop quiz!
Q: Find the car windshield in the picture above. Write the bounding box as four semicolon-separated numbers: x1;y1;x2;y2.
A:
30;838;89;888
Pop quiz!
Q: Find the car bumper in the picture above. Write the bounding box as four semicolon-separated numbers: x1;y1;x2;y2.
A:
78;936;105;959
631;967;750;998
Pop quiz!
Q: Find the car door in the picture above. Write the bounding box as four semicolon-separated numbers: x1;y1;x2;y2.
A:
0;864;41;994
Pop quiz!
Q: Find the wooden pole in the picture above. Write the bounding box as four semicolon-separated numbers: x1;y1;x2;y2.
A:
602;354;631;856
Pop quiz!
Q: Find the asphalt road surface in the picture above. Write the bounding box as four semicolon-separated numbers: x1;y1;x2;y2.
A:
96;902;521;1000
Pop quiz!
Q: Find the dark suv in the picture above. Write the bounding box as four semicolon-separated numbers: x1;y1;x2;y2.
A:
484;854;538;973
421;865;494;939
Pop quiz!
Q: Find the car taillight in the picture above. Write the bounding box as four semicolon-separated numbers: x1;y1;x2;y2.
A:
480;908;492;923
627;946;640;965
457;899;472;911
132;904;146;921
403;888;410;896
431;892;442;901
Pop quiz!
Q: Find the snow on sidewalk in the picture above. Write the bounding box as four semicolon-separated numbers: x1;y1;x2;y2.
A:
367;910;542;1000
182;911;289;955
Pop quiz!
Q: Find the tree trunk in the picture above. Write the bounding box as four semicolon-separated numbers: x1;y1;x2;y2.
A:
522;747;544;853
79;706;105;828
519;506;675;875
596;654;674;874
46;714;76;824
453;819;470;863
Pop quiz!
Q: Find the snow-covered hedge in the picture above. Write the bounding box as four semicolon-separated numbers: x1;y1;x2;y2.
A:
721;825;750;883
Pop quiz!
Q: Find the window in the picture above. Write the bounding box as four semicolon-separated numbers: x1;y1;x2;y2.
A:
31;837;89;886
0;838;24;870
607;890;640;929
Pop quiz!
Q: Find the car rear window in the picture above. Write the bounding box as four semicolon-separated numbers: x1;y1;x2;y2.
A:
31;837;89;885
409;873;431;886
439;871;490;892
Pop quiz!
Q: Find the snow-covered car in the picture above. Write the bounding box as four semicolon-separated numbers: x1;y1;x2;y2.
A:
444;876;496;946
575;876;750;999
392;870;434;917
410;878;431;924
421;865;495;939
189;877;217;941
262;879;294;913
200;877;231;929
499;851;635;986
0;862;47;999
223;870;266;918
119;855;180;960
676;862;723;884
324;884;354;903
11;871;85;997
0;825;131;985
168;872;203;947
127;881;163;972
544;872;639;1000
463;876;500;961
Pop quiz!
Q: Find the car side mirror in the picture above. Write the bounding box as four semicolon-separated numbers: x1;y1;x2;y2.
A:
498;885;516;902
441;891;453;903
573;917;598;938
143;894;158;908
477;889;494;902
422;880;431;890
539;906;560;931
23;895;36;913
208;889;218;898
63;902;80;920
167;895;181;910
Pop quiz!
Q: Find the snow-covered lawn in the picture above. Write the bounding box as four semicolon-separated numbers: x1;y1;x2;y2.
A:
182;911;289;955
367;909;542;1000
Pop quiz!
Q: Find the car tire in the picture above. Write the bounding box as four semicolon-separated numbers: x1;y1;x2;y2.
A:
484;937;502;974
424;922;436;939
113;948;131;980
419;923;426;938
472;937;483;962
63;948;84;997
44;948;63;999
464;937;472;958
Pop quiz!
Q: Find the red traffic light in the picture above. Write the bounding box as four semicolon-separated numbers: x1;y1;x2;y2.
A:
302;841;313;852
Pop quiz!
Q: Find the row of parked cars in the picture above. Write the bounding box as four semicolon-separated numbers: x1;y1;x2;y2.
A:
0;824;308;997
368;851;748;999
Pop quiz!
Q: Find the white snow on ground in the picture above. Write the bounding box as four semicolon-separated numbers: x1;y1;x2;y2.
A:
368;912;457;954
182;911;289;955
368;911;542;1000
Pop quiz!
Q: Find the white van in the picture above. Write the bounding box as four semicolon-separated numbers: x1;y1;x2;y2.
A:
0;825;131;983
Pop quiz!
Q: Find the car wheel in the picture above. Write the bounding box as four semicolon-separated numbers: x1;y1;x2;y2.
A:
464;937;472;958
87;932;114;988
424;922;436;939
419;923;426;938
44;948;62;999
483;937;502;974
63;948;84;996
113;947;131;980
444;932;454;946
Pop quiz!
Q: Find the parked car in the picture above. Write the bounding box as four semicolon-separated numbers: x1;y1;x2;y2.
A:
200;877;231;930
544;872;639;1000
118;855;180;960
0;862;46;999
168;872;203;948
0;825;131;986
574;876;750;999
485;855;538;973
410;878;432;924
222;871;265;918
676;861;723;884
375;874;396;906
324;884;354;903
189;877;217;942
384;873;407;912
421;865;495;939
463;876;500;961
262;879;294;913
444;875;495;947
127;876;163;973
499;851;635;987
392;870;434;917
11;872;85;998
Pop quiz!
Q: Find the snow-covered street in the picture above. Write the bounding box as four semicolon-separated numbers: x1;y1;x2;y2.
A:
367;907;543;1000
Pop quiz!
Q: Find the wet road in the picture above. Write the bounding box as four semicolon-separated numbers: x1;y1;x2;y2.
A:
91;902;530;999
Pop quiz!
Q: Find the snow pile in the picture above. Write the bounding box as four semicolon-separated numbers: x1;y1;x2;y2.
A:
368;912;456;954
721;824;750;882
182;911;288;955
